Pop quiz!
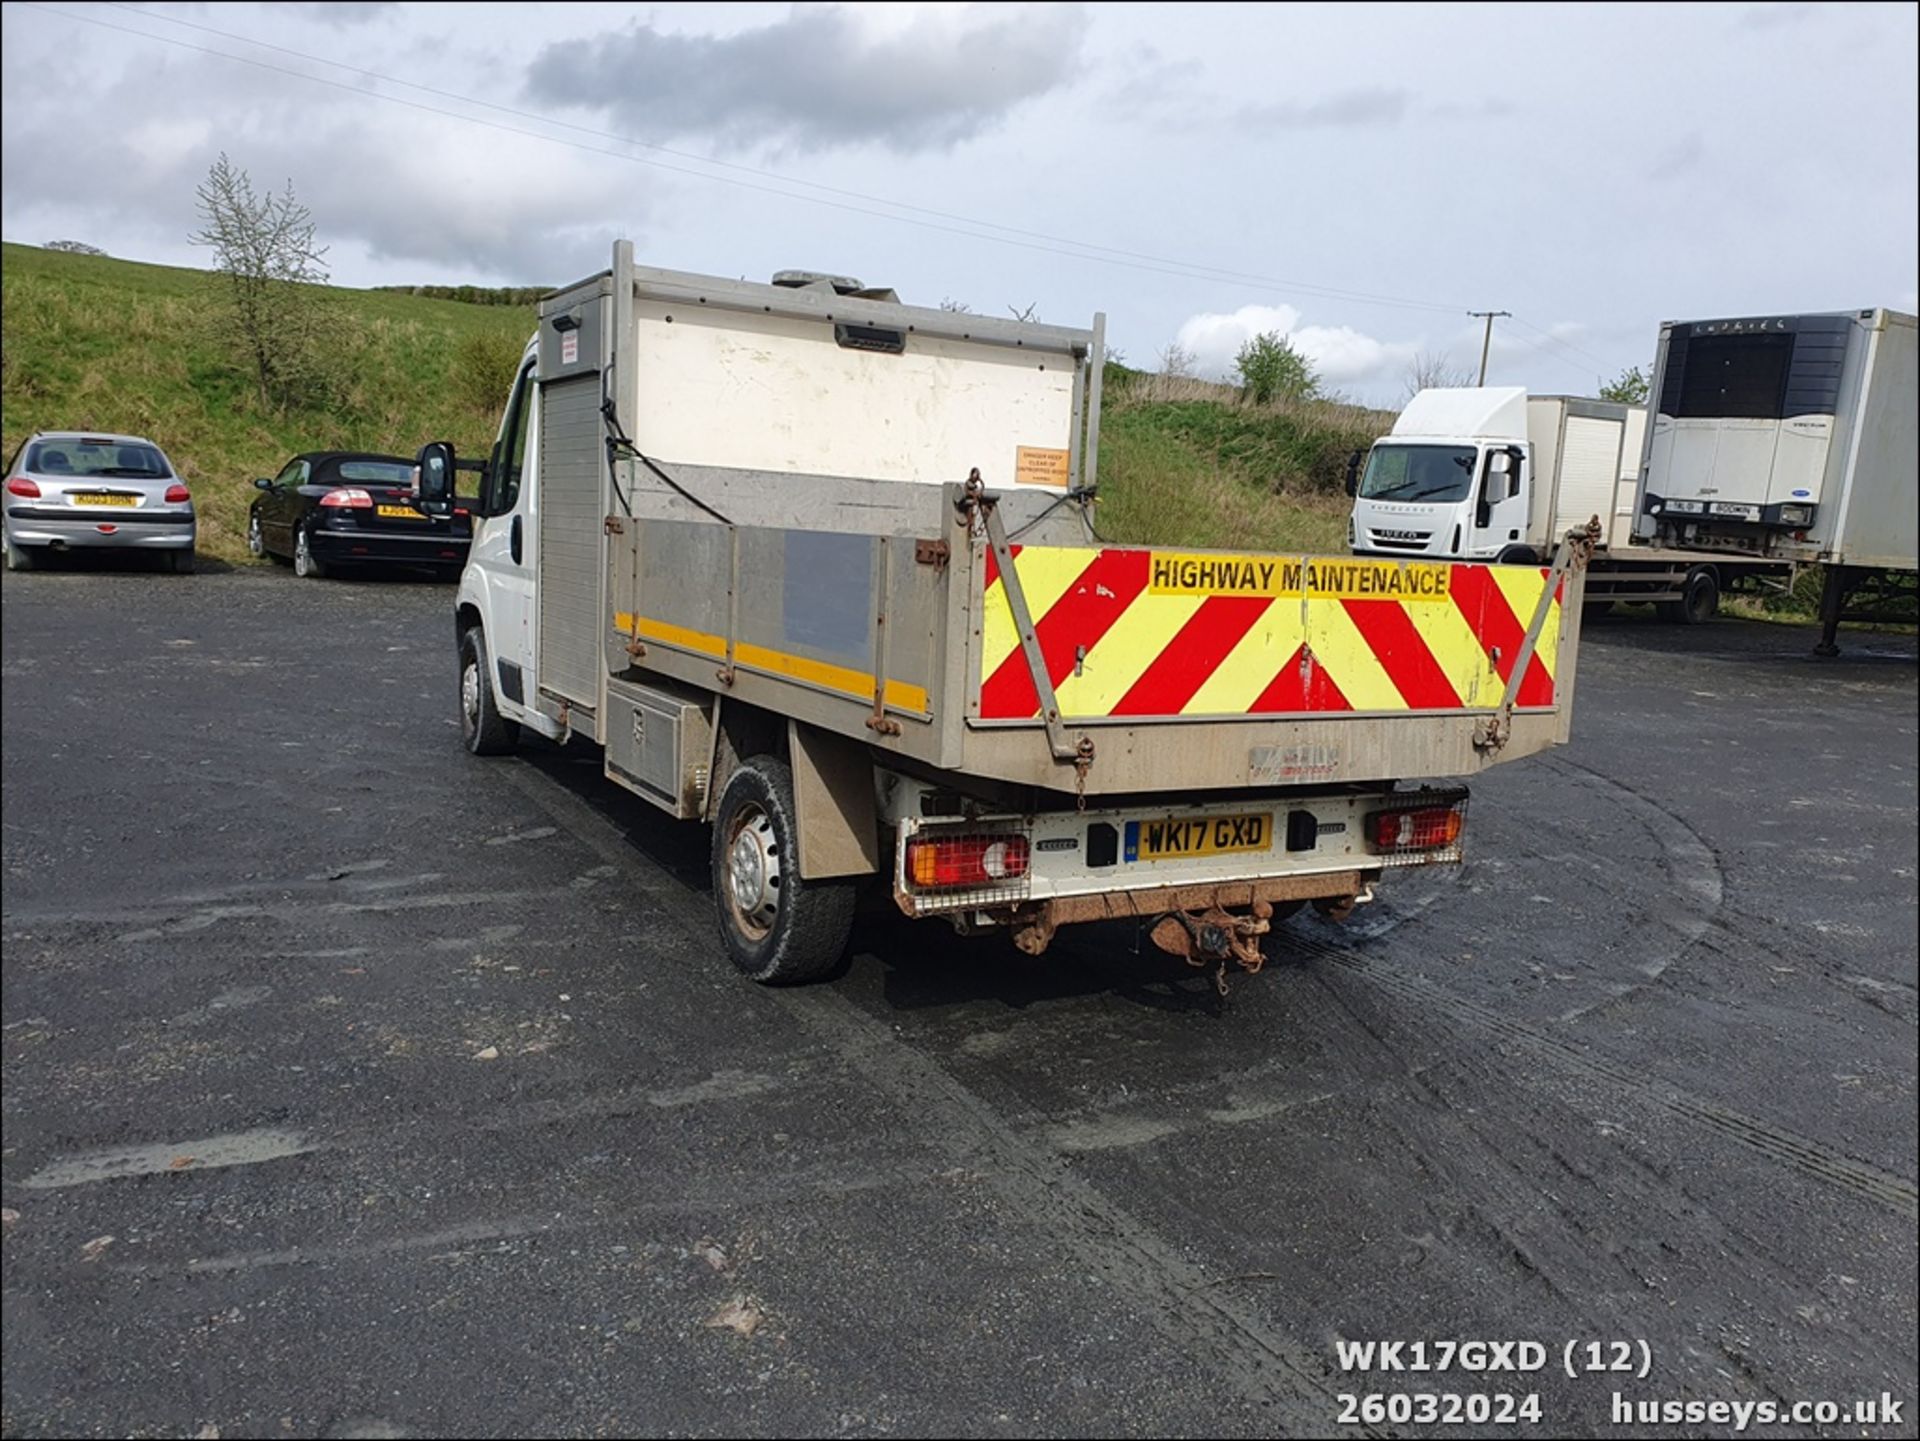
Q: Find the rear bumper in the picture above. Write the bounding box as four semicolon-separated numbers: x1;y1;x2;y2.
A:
892;786;1467;920
311;526;470;566
5;507;195;549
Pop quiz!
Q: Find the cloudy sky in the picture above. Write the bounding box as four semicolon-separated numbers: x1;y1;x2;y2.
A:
3;1;1915;404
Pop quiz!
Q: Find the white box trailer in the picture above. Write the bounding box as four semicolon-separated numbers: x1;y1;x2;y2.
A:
416;243;1595;986
1637;307;1917;651
1348;388;1789;623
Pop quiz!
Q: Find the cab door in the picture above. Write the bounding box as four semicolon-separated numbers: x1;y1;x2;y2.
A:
1469;446;1531;560
468;352;539;714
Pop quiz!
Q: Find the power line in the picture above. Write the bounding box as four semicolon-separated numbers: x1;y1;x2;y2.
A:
18;0;1475;318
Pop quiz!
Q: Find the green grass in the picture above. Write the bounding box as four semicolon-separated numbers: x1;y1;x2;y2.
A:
2;242;532;562
1;244;1393;564
1094;369;1390;554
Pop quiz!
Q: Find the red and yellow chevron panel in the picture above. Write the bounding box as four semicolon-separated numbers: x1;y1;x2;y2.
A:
977;547;1562;720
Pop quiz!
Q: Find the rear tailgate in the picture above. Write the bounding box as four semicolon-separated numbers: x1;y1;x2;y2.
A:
975;546;1564;722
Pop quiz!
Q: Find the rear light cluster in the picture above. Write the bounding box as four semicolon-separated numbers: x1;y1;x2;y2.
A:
164;483;191;503
319;488;373;509
904;832;1030;891
6;477;40;498
1365;794;1468;861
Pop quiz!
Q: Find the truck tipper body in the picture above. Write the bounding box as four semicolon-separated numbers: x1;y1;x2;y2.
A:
1349;387;1790;624
1636;307;1916;651
417;243;1594;984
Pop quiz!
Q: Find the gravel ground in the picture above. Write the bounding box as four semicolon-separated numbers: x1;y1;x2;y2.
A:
2;561;1915;1439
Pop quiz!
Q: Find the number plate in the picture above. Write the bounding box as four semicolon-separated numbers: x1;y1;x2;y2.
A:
73;493;136;507
376;504;422;519
1125;812;1272;862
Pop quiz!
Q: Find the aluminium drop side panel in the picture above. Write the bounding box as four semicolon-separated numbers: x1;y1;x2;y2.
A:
1826;310;1918;570
534;372;610;716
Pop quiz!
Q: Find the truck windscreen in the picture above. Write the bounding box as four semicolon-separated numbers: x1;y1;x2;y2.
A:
1358;445;1477;503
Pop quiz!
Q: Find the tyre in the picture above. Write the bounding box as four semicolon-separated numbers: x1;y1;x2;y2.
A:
1659;568;1719;625
1496;545;1540;566
170;548;196;574
5;534;36;572
458;626;519;756
246;511;266;559
293;525;327;579
711;756;856;985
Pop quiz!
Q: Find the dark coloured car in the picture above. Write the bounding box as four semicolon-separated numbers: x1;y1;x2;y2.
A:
247;452;470;579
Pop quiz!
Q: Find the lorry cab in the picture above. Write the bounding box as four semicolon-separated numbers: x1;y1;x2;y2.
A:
1348;387;1535;564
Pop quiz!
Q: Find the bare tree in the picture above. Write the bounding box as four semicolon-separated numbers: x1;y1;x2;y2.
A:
1006;301;1041;324
1401;350;1475;400
190;153;338;410
1157;340;1196;379
938;297;972;314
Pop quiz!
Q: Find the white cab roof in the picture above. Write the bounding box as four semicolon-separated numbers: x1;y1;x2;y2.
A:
1391;387;1528;443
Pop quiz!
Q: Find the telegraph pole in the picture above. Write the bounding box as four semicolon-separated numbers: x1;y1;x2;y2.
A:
1470;310;1511;385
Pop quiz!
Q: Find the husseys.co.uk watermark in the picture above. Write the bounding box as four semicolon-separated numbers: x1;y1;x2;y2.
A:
1333;1336;1907;1431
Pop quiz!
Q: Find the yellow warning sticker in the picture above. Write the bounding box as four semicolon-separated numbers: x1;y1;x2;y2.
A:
1148;553;1453;601
1015;446;1071;488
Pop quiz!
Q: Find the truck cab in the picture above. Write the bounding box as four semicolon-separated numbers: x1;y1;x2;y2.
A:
1347;387;1536;564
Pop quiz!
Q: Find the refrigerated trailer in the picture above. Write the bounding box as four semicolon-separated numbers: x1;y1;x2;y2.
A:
1637;308;1917;652
1348;388;1790;622
415;243;1594;985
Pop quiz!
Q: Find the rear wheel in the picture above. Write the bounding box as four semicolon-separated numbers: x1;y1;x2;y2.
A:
711;756;855;985
169;548;196;574
293;526;327;579
5;534;36;572
1658;567;1719;625
459;626;519;756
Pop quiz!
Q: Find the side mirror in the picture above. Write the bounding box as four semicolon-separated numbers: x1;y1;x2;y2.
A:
415;440;456;518
1344;450;1363;498
1488;452;1512;476
253;477;274;491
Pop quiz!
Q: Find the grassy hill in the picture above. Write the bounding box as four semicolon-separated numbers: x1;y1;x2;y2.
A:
1;242;1386;562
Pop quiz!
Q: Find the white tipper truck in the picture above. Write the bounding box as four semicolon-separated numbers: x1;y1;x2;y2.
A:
414;243;1596;986
1347;387;1792;623
1636;308;1917;653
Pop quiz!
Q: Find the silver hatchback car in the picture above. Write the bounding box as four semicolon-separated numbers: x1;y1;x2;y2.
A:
4;431;197;572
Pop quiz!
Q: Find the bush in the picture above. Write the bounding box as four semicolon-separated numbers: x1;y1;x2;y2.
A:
452;329;525;417
1235;331;1321;405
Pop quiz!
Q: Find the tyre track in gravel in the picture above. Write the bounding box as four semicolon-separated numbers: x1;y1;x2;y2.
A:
1305;958;1915;1409
1294;928;1916;1220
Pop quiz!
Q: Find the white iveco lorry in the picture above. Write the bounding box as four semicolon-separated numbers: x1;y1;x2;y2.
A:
1348;388;1791;623
417;243;1595;986
1637;308;1916;652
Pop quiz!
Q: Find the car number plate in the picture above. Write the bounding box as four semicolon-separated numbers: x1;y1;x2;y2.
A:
376;504;422;519
73;493;136;507
1125;812;1272;862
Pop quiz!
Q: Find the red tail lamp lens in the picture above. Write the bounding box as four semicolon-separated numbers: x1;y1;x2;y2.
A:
905;834;1030;890
1367;806;1464;851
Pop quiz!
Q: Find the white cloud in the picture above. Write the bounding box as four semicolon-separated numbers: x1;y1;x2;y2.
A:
1173;304;1419;394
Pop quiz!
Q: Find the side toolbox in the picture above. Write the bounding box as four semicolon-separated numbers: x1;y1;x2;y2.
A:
604;676;714;819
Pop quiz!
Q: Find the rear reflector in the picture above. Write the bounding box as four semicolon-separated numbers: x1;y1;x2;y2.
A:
6;477;40;498
319;488;373;509
1367;805;1464;852
164;483;191;503
905;833;1030;890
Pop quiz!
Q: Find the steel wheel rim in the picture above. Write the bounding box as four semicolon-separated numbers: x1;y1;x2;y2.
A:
247;515;263;556
461;659;481;731
294;531;311;576
724;803;780;940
